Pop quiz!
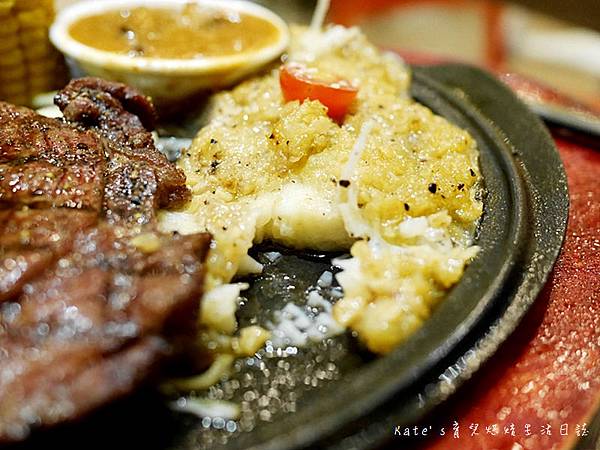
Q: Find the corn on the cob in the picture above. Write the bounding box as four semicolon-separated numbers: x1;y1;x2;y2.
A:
0;0;67;106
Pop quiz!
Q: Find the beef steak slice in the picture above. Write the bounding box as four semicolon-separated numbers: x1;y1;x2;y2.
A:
0;78;211;443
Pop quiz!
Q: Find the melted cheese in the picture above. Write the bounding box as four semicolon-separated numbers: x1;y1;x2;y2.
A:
159;25;483;353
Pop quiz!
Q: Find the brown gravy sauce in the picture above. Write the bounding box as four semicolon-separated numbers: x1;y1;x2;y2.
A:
69;4;280;59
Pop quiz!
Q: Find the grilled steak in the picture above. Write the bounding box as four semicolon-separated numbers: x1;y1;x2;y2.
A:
0;78;211;443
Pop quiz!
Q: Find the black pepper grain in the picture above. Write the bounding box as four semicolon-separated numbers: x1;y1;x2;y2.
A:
404;203;410;211
209;160;220;174
428;183;437;194
339;179;351;188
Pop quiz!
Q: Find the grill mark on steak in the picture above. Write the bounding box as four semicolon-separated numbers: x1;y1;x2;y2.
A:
0;103;107;212
0;209;98;302
0;78;211;443
55;78;190;210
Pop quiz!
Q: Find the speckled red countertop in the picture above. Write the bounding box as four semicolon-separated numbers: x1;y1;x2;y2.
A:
409;137;600;450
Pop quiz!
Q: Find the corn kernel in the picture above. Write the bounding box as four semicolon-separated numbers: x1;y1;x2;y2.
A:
0;34;18;52
17;9;46;29
23;42;50;61
13;0;41;11
0;48;23;67
0;1;15;16
0;17;18;36
19;26;45;46
27;59;56;76
0;64;25;81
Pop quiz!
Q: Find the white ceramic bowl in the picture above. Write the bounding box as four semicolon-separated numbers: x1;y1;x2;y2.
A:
50;0;290;104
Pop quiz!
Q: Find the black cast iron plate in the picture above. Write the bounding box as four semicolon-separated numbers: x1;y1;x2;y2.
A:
12;64;569;450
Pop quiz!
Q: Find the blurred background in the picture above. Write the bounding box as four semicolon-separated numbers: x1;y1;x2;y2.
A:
2;0;600;109
255;0;600;109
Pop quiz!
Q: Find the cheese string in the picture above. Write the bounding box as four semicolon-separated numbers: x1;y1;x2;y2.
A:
338;120;375;240
310;0;330;32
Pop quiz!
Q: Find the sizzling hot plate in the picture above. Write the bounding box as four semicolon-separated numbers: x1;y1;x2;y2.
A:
12;64;568;450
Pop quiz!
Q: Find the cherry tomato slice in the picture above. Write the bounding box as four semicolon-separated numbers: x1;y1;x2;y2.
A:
279;63;358;121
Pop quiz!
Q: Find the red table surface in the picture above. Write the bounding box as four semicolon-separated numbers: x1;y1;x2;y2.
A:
326;3;600;449
407;137;600;450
